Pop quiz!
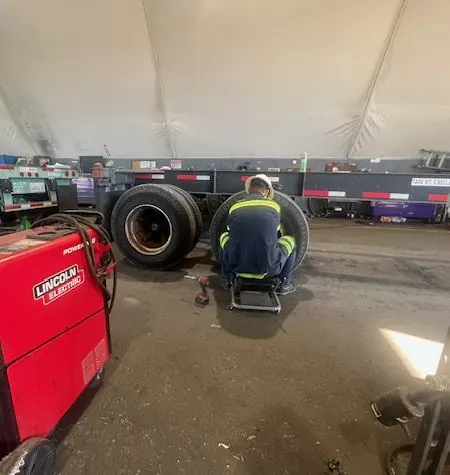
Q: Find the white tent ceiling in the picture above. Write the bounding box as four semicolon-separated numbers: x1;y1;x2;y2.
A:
0;0;449;159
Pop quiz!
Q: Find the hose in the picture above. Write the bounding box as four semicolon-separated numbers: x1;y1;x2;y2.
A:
31;213;117;315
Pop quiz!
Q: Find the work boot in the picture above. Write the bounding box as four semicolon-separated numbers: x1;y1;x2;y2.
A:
221;278;231;292
278;281;296;296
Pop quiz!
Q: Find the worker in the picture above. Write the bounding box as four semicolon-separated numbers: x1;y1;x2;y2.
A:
219;174;297;295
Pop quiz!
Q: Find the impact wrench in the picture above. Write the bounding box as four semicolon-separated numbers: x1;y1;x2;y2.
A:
195;276;210;306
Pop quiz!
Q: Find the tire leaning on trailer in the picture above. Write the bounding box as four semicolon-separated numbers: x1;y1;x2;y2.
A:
209;190;310;271
110;184;198;269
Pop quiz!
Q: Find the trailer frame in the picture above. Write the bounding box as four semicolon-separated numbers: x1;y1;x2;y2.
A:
94;168;450;206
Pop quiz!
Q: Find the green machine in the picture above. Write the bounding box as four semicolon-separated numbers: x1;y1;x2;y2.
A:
0;164;78;230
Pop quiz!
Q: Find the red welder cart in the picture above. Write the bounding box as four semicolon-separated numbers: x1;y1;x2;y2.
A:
0;212;116;474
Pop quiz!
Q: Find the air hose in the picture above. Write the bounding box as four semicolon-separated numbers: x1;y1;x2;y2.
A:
31;212;117;315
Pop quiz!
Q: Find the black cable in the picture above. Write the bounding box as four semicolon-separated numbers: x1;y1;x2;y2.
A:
385;443;415;475
31;213;117;314
62;214;117;313
71;215;117;314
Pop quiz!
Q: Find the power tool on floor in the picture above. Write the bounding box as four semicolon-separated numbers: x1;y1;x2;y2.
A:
0;211;116;475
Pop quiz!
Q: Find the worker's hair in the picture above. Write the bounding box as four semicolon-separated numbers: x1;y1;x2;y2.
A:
249;178;269;193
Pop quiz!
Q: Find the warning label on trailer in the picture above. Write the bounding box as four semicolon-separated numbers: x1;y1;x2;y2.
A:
411;177;450;187
33;265;84;305
170;159;182;170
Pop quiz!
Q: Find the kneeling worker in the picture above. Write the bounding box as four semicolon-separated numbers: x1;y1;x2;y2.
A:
220;174;297;295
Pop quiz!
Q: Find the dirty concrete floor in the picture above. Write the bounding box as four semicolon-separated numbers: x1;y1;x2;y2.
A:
56;221;450;474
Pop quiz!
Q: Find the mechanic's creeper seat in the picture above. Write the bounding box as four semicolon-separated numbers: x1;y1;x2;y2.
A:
229;275;281;313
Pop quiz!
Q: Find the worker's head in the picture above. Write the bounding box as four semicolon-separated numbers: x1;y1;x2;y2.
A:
249;178;270;197
244;174;274;200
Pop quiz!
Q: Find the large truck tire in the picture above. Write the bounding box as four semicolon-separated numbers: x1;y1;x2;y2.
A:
111;184;197;269
163;185;202;252
210;190;309;271
101;193;121;237
308;198;328;217
0;438;56;475
160;185;197;254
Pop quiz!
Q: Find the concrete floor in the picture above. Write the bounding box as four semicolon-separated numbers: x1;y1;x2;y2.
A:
56;221;450;475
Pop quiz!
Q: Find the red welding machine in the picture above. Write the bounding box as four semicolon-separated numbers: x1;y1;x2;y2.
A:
0;215;115;474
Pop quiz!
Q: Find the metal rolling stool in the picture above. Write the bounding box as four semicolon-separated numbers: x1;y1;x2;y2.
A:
229;276;281;313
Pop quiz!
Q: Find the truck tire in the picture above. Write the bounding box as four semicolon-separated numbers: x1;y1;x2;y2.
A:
210;190;309;271
111;184;196;269
163;185;202;252
0;438;55;475
308;198;328;217
101;193;121;237
159;185;197;254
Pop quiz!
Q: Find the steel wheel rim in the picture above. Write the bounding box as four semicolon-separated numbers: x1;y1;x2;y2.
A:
125;204;173;255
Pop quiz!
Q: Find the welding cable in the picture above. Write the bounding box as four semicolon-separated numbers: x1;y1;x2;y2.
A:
45;213;116;312
33;213;117;313
67;214;117;314
31;213;113;304
31;213;117;314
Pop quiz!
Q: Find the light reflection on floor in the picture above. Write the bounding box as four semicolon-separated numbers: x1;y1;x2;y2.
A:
380;328;444;379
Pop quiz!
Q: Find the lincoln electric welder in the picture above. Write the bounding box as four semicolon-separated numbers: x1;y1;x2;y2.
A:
0;212;116;474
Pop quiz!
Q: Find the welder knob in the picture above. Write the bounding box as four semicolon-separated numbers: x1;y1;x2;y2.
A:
370;386;425;426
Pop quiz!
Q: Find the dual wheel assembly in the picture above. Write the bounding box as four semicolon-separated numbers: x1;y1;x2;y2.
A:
111;184;202;269
111;185;309;270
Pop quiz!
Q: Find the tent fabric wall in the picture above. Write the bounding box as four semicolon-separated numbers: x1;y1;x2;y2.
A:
0;85;36;156
355;0;450;158
0;0;449;159
0;0;172;158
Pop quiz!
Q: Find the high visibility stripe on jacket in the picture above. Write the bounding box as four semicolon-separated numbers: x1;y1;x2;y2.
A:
219;231;230;249
220;193;284;277
278;235;296;256
229;199;281;215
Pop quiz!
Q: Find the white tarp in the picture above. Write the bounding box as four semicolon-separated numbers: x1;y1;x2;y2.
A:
0;0;449;159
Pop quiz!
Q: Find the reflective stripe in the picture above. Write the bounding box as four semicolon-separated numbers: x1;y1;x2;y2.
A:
278;235;296;256
237;272;267;279
229;199;280;215
219;231;230;249
219;232;228;245
279;235;296;254
279;241;292;255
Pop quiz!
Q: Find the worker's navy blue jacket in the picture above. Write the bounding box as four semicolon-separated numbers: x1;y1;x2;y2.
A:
221;193;284;278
